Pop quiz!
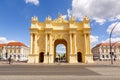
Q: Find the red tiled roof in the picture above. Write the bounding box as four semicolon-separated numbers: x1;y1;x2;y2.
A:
0;44;7;48
7;42;27;47
93;43;120;48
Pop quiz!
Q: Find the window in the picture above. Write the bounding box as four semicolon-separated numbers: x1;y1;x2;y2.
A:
106;55;109;58
102;55;104;58
18;55;20;59
14;55;16;59
114;55;117;58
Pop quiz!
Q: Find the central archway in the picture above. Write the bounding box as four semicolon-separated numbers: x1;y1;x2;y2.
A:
54;39;68;62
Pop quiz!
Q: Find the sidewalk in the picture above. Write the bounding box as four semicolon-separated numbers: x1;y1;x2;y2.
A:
93;60;120;65
0;60;120;66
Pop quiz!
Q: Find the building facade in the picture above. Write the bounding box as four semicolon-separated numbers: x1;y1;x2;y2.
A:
92;43;120;61
28;14;93;63
0;42;29;61
0;44;6;59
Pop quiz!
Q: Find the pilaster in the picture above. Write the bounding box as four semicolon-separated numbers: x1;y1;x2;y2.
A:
45;33;48;55
34;34;38;54
70;33;73;54
74;33;77;54
84;33;93;63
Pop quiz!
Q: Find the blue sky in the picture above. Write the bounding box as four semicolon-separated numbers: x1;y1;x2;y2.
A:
0;0;120;53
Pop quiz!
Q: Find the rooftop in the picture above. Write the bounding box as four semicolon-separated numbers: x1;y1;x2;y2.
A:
0;44;6;48
0;42;27;47
93;43;120;48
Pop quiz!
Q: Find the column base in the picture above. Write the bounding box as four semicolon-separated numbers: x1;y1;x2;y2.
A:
43;54;54;63
85;54;94;63
28;54;39;63
69;54;78;63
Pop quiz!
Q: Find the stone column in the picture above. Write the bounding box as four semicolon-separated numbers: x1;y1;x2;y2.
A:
45;34;48;55
84;34;87;54
44;33;49;63
83;34;87;63
74;34;77;54
69;33;77;63
84;33;93;63
32;34;35;54
70;33;73;54
30;34;33;54
34;34;37;54
85;33;91;54
49;34;53;63
49;34;52;55
28;34;36;63
87;34;90;53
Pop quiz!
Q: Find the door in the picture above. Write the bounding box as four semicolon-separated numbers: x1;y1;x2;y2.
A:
39;52;44;62
77;52;82;62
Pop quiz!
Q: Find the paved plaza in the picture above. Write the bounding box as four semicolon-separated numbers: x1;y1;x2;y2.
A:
0;61;120;80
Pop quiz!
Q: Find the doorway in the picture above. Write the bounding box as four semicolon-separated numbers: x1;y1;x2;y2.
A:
39;52;44;62
77;52;82;62
54;39;68;62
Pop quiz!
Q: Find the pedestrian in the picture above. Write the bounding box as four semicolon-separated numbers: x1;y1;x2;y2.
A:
8;55;12;64
114;58;116;61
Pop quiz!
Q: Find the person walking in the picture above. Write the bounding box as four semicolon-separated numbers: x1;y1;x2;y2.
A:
8;55;12;64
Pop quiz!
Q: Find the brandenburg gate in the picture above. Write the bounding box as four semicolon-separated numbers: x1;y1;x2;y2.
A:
28;14;93;63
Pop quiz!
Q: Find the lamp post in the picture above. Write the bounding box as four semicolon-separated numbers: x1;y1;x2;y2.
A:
109;22;119;64
47;52;49;64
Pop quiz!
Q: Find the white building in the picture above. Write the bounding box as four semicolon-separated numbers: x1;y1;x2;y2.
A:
0;42;29;61
92;43;120;61
0;44;6;59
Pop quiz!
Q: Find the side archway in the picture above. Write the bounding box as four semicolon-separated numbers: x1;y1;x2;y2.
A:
39;52;44;63
77;52;82;62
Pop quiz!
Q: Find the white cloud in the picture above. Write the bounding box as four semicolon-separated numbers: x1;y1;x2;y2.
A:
61;45;66;49
0;37;16;44
62;15;67;19
93;17;106;25
0;37;8;43
102;38;120;43
25;0;39;6
109;15;120;21
56;44;66;53
69;0;120;24
107;22;120;36
67;9;72;18
90;35;99;48
90;35;99;43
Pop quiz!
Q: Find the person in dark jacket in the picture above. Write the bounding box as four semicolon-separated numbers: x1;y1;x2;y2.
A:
8;55;12;64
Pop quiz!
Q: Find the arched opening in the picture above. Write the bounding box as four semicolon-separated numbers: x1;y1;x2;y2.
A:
55;44;66;62
54;39;68;63
39;52;44;62
77;52;82;62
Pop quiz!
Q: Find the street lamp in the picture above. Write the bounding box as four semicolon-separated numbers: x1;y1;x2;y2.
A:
109;22;119;64
47;52;49;64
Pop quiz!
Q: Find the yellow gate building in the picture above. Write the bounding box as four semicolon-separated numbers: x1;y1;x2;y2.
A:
28;14;93;63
